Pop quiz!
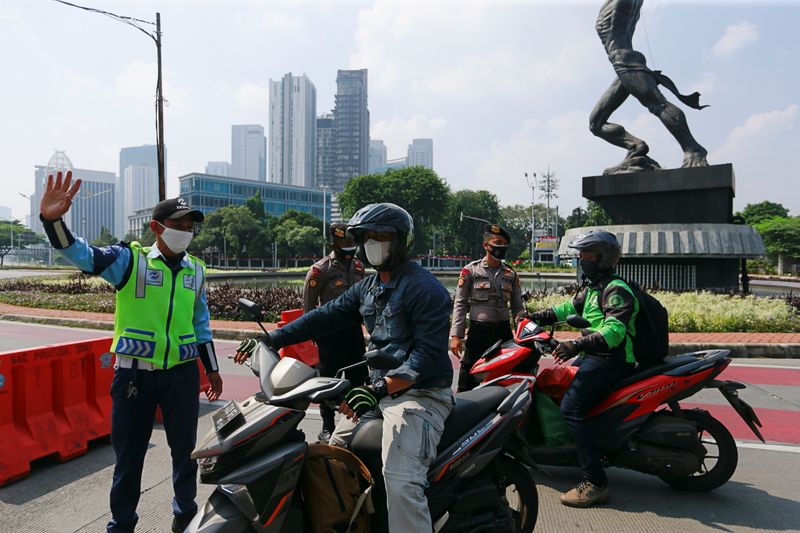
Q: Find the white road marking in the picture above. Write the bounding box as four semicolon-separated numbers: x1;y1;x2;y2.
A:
731;362;800;370
736;441;800;454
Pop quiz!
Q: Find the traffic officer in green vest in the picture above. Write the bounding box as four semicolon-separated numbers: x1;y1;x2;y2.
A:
302;223;367;443
450;223;524;391
39;171;223;533
529;229;637;508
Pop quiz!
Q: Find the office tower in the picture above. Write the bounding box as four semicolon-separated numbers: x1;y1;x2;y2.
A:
368;140;388;173
231;125;266;181
205;161;231;177
316;114;335;188
124;165;158;236
29;150;115;242
407;138;434;169
333;69;369;191
118;145;160;238
268;73;317;187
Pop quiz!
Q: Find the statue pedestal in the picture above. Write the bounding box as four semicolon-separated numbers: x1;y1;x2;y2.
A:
561;164;764;291
582;164;735;224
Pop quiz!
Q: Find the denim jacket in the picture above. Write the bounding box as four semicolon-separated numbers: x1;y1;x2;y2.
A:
270;260;453;389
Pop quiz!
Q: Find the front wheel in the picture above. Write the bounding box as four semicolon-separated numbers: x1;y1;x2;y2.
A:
660;409;738;492
495;457;539;532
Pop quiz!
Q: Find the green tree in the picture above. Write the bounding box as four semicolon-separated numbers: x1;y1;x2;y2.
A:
755;217;800;257
277;209;323;232
0;220;43;266
565;206;588;229
90;226;117;247
585;201;613;226
191;205;271;259
245;191;269;222
275;219;323;257
338;167;450;254
738;201;790;225
446;190;502;258
499;204;531;260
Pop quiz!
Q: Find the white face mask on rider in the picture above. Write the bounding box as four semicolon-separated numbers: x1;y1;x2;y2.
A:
158;222;193;254
364;239;391;267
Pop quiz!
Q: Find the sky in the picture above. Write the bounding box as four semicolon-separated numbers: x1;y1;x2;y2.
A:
2;0;799;223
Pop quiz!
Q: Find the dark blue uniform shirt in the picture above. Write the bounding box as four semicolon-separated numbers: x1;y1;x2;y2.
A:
271;260;453;389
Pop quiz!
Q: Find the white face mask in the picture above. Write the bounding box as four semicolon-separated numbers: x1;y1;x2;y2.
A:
364;239;391;267
158;223;193;254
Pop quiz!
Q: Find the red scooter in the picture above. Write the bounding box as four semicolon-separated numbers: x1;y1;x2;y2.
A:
469;316;765;491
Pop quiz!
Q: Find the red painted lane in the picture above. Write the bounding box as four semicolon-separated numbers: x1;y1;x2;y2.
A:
683;402;800;445
720;366;800;387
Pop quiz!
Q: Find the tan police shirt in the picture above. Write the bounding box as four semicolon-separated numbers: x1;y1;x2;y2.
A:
449;259;524;338
303;252;366;312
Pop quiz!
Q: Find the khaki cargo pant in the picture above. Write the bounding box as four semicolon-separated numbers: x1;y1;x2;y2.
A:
330;387;454;533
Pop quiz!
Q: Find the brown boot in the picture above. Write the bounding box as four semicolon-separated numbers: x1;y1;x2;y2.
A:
560;480;609;508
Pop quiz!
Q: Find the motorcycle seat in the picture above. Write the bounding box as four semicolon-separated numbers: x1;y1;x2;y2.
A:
613;354;700;390
349;386;510;463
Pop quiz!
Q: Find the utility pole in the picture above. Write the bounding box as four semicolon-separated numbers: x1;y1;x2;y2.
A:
320;185;329;257
155;12;165;201
524;173;536;269
540;166;558;236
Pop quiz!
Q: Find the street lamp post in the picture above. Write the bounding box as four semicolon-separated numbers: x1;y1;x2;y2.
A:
320;185;329;257
524;172;537;270
53;1;166;201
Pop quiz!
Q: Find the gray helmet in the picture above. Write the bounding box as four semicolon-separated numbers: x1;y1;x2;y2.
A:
347;203;414;271
568;229;621;270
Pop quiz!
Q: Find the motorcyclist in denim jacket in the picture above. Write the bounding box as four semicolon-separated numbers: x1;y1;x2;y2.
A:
235;203;454;533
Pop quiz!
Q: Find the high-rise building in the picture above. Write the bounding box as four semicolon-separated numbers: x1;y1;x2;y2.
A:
205;161;231;177
316;114;336;188
123;165;158;236
231;125;266;181
368;140;388;173
268;73;317;188
118;145;160;238
407;138;434;169
29;151;115;242
333;69;369;191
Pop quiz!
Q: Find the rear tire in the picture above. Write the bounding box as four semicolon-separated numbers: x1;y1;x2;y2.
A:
660;410;738;492
495;457;539;532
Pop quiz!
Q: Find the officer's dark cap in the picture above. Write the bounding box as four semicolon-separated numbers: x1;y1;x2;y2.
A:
152;197;205;223
484;224;510;243
329;223;349;240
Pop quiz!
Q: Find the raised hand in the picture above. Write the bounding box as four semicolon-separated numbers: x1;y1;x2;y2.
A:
40;170;82;221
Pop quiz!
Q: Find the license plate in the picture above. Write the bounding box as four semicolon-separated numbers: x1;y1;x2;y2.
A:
213;400;244;436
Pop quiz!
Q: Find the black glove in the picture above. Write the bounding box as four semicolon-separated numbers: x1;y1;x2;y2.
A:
530;309;557;326
235;335;272;360
344;380;388;417
553;340;579;363
514;310;530;323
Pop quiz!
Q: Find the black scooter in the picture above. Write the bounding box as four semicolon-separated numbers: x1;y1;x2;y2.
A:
185;299;539;532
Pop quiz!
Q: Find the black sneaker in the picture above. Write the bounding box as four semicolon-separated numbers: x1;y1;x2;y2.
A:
172;512;196;532
317;429;333;443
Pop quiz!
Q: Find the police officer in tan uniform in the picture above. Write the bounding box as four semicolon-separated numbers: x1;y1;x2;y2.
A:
450;224;525;391
303;223;367;441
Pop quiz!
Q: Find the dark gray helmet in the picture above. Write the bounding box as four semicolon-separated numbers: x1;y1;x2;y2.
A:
568;229;621;270
347;203;414;271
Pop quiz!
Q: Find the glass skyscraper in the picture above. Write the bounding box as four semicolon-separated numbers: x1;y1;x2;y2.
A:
333;69;369;191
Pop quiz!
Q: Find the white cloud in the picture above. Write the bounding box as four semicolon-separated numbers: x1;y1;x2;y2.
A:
712;22;758;57
712;105;798;162
236;83;269;110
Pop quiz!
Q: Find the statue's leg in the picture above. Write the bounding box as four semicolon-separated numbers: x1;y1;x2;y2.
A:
624;73;709;167
589;78;649;159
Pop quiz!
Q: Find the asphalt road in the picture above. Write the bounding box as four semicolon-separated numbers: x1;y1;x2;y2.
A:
2;321;800;532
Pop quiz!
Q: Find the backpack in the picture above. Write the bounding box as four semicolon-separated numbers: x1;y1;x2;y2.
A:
601;277;669;366
300;443;374;533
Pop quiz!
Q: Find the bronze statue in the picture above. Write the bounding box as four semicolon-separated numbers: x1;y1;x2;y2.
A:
591;0;709;174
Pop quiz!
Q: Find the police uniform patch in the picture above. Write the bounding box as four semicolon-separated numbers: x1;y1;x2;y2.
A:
460;267;471;278
458;278;465;287
309;278;318;288
334;279;345;287
334;228;346;238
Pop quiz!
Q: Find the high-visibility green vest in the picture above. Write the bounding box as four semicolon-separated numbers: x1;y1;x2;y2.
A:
111;242;206;369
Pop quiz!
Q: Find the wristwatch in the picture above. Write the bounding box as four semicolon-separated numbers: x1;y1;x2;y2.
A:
370;377;389;399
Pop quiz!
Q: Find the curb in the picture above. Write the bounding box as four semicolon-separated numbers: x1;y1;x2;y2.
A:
3;313;800;358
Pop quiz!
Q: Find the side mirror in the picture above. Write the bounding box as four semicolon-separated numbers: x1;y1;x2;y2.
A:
566;314;591;329
365;349;401;370
238;298;264;322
